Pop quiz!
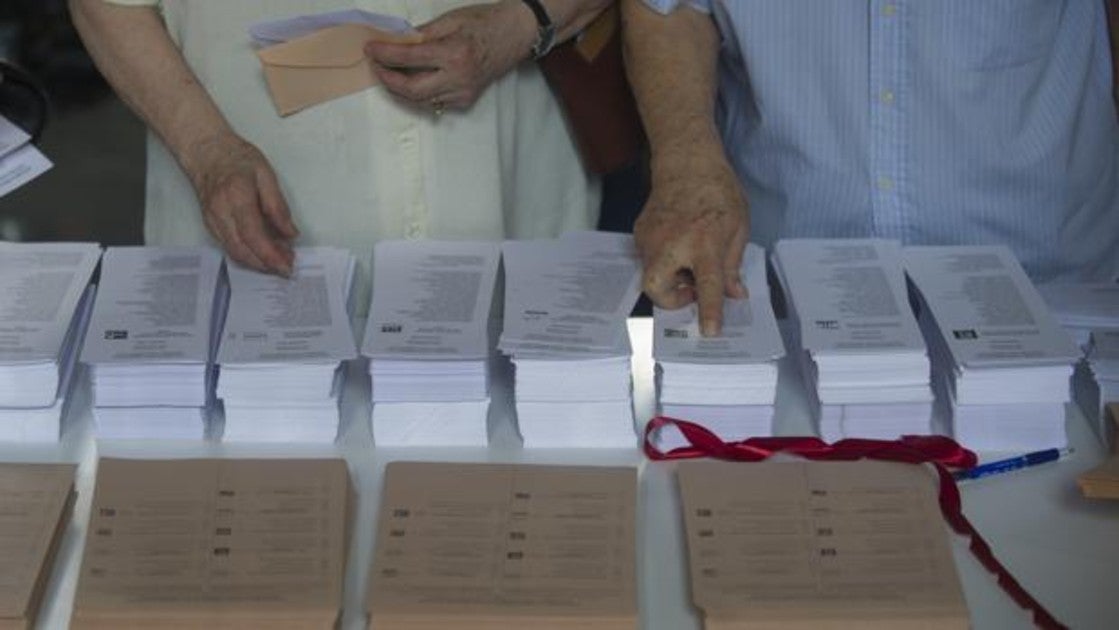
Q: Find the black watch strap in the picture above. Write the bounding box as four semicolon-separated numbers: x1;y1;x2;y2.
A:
520;0;557;59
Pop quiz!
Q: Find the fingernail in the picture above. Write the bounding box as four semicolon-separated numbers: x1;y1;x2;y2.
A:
700;320;719;337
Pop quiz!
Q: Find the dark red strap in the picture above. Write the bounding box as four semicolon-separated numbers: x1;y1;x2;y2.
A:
644;416;1067;630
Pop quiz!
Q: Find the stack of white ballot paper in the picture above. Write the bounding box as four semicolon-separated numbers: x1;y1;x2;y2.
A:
0;242;100;441
652;244;785;451
1037;282;1119;349
1036;283;1119;441
1074;330;1119;441
363;240;501;446
0;113;52;199
217;247;358;442
904;245;1080;451
773;239;935;441
500;231;642;448
80;247;226;440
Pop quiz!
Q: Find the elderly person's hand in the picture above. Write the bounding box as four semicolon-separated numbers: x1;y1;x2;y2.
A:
185;132;299;275
635;151;749;337
364;2;537;112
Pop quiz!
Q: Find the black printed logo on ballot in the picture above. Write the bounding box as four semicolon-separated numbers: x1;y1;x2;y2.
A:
953;329;979;340
815;320;840;330
664;328;688;339
381;324;403;333
104;330;128;340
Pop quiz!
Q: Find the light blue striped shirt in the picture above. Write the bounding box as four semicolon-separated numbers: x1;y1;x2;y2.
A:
642;0;1119;282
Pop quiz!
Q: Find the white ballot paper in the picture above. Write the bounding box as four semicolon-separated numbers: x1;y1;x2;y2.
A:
500;231;640;357
653;244;785;450
81;247;226;439
903;246;1080;371
774;239;926;360
364;240;500;361
0;242;101;408
219;247;356;366
773;239;933;441
1037;282;1119;348
363;240;501;447
0;284;95;442
82;247;223;367
248;8;414;46
904;245;1080;451
0;114;31;158
501;232;642;448
0;114;51;199
655;244;783;366
501;231;644;447
1074;329;1119;442
217;247;357;443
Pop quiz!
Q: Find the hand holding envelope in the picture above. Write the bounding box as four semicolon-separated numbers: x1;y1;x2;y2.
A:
253;5;545;116
253;12;422;116
364;2;537;112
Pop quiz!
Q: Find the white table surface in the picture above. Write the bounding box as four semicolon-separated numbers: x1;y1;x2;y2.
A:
6;319;1118;630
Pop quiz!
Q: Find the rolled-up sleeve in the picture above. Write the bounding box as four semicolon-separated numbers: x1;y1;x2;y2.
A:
640;0;711;15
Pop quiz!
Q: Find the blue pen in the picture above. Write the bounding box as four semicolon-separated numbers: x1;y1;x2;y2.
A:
953;448;1074;481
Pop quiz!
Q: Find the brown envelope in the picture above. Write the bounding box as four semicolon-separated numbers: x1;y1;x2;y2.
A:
256;23;422;117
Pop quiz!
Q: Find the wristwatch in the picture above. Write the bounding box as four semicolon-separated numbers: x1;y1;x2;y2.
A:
520;0;557;59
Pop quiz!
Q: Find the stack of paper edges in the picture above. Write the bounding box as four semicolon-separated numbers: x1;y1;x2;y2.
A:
1075;330;1119;442
653;244;785;450
216;248;357;442
499;232;641;448
364;240;501;446
0;463;76;630
0;242;100;442
82;247;226;440
904;245;1079;451
773;239;934;441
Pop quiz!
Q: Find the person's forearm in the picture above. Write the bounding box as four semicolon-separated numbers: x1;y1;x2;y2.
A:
621;1;723;177
69;0;235;189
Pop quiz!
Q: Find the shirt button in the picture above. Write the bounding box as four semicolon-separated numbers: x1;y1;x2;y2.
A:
876;176;895;191
882;4;897;17
880;89;895;105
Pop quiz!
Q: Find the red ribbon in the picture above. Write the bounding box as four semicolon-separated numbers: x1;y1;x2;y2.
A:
643;416;1067;630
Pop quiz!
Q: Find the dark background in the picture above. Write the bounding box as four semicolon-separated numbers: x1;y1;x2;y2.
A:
0;0;145;245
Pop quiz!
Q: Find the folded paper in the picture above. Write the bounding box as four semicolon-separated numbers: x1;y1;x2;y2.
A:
256;22;421;116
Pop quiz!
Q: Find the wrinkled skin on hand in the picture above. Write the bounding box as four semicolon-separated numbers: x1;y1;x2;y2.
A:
188;133;299;275
365;2;536;111
635;155;749;336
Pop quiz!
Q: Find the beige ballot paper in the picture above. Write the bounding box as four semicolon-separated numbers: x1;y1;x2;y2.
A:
252;10;422;116
0;463;76;630
369;462;637;629
72;458;352;629
677;460;969;630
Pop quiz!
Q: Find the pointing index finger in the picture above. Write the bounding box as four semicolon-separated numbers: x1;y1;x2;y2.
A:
694;252;727;337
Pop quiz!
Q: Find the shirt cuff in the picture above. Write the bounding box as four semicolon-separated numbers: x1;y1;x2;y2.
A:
639;0;712;15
